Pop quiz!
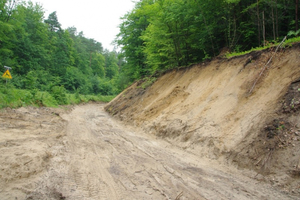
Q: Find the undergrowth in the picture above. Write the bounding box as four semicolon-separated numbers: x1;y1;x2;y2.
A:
226;36;300;58
0;81;115;109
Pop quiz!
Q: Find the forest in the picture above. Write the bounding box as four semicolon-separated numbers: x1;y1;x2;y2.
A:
116;0;300;82
0;0;299;107
0;0;124;107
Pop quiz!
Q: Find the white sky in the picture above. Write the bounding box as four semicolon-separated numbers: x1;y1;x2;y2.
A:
28;0;136;51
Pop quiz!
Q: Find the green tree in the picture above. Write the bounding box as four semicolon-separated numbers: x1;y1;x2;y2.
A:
104;50;119;79
44;11;61;32
91;52;105;78
12;2;49;75
0;0;18;68
116;0;150;81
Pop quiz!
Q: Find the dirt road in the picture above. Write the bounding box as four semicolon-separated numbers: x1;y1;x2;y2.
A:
0;104;297;199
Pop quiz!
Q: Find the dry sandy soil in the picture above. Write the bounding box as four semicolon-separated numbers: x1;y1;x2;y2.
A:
0;103;298;199
106;44;300;197
1;44;300;200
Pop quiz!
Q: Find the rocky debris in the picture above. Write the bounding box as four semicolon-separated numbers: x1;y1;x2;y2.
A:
282;80;300;113
264;119;300;149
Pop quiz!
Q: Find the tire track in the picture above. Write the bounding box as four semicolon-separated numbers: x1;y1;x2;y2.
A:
22;103;298;200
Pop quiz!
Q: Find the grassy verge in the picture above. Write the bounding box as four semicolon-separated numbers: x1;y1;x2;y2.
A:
0;84;115;109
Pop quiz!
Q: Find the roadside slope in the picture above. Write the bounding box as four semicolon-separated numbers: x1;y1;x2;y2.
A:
105;44;300;193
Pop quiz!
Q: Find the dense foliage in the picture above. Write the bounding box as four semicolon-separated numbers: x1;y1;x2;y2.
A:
116;0;300;84
0;0;122;100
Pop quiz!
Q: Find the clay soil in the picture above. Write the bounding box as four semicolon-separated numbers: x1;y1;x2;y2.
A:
0;103;297;199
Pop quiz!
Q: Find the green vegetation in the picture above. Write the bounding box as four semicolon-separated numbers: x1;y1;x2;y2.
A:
1;0;300;108
0;0;120;108
116;0;300;84
226;36;300;58
284;36;300;46
0;81;114;109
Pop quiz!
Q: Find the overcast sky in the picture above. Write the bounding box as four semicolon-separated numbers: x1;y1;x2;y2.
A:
28;0;136;51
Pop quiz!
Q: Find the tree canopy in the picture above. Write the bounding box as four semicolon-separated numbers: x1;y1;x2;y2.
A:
0;0;122;96
116;0;300;85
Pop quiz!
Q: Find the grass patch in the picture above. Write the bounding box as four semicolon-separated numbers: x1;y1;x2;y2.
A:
0;83;116;109
283;36;300;46
0;87;58;108
226;46;268;58
226;36;300;58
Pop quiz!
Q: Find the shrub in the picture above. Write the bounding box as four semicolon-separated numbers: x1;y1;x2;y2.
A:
50;86;68;105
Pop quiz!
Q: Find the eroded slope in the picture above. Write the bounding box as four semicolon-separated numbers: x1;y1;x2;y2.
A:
106;44;300;193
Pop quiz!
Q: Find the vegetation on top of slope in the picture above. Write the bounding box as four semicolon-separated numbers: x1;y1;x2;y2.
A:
116;0;300;87
132;37;300;91
226;36;300;58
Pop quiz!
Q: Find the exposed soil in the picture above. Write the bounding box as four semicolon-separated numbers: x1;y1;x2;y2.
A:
230;77;300;194
0;103;297;199
105;44;300;197
1;45;300;200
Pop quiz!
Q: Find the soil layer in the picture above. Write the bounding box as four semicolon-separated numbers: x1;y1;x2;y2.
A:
106;44;300;196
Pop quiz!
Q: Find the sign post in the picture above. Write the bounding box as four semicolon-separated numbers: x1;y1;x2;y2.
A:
2;69;12;79
2;66;12;85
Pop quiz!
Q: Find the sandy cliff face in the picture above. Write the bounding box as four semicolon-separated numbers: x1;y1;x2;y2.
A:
105;44;300;176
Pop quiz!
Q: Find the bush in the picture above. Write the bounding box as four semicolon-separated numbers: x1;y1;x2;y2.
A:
50;86;68;105
32;90;58;107
0;79;114;109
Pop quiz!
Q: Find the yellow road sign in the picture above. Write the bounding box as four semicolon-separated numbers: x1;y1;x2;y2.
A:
2;69;12;79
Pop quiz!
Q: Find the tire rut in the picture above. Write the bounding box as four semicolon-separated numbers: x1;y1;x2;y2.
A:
21;103;298;200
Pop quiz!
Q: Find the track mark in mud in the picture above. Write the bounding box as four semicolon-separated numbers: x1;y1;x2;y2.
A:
1;103;298;200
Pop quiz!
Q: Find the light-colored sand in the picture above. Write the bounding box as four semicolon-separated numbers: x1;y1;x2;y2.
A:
0;104;296;199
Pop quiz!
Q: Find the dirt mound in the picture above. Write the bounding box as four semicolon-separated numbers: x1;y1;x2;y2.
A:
106;44;300;193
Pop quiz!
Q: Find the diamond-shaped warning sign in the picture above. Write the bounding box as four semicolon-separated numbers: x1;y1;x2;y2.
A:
2;69;12;79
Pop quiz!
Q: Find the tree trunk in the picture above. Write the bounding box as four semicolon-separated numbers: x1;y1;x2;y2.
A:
5;0;16;22
257;0;261;46
263;11;265;46
230;15;237;49
276;0;279;38
272;1;276;41
296;0;299;31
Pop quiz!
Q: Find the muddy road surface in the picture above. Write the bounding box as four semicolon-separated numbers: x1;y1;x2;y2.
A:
0;104;297;199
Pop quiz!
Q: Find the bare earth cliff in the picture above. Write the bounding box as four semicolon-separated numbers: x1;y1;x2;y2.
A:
106;44;300;193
